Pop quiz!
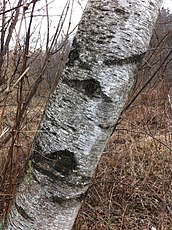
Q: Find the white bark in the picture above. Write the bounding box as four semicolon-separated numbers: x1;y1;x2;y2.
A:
7;0;163;229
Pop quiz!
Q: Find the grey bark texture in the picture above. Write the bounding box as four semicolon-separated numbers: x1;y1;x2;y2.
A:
7;0;163;229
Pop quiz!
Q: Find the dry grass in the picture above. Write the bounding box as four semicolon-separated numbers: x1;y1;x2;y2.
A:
1;30;172;230
0;96;45;221
0;67;172;229
1;67;172;229
73;76;172;229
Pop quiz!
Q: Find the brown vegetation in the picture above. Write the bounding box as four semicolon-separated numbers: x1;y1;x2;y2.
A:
73;9;172;230
0;3;172;229
73;77;172;230
0;1;71;226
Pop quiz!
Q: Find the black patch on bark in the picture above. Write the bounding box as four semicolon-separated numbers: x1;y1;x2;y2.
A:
107;35;114;39
78;60;92;71
63;78;100;97
62;78;112;102
32;149;77;178
50;191;87;206
104;52;146;66
96;39;105;44
32;162;61;181
98;123;111;129
114;8;126;15
66;37;80;66
47;150;77;176
15;203;34;222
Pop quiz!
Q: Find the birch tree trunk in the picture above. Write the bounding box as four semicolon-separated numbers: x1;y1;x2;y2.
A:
7;0;163;229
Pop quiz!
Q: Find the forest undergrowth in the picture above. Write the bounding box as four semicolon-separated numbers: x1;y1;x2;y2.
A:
73;9;172;230
73;63;172;230
0;5;172;229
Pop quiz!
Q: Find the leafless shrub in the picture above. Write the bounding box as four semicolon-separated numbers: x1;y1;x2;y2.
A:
0;0;77;225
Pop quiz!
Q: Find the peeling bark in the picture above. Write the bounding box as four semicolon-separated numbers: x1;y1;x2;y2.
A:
7;0;163;229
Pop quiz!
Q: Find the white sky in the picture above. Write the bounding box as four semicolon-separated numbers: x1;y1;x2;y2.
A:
34;0;172;46
34;0;87;33
4;0;172;50
7;0;88;50
163;0;172;10
31;0;87;49
38;0;172;38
